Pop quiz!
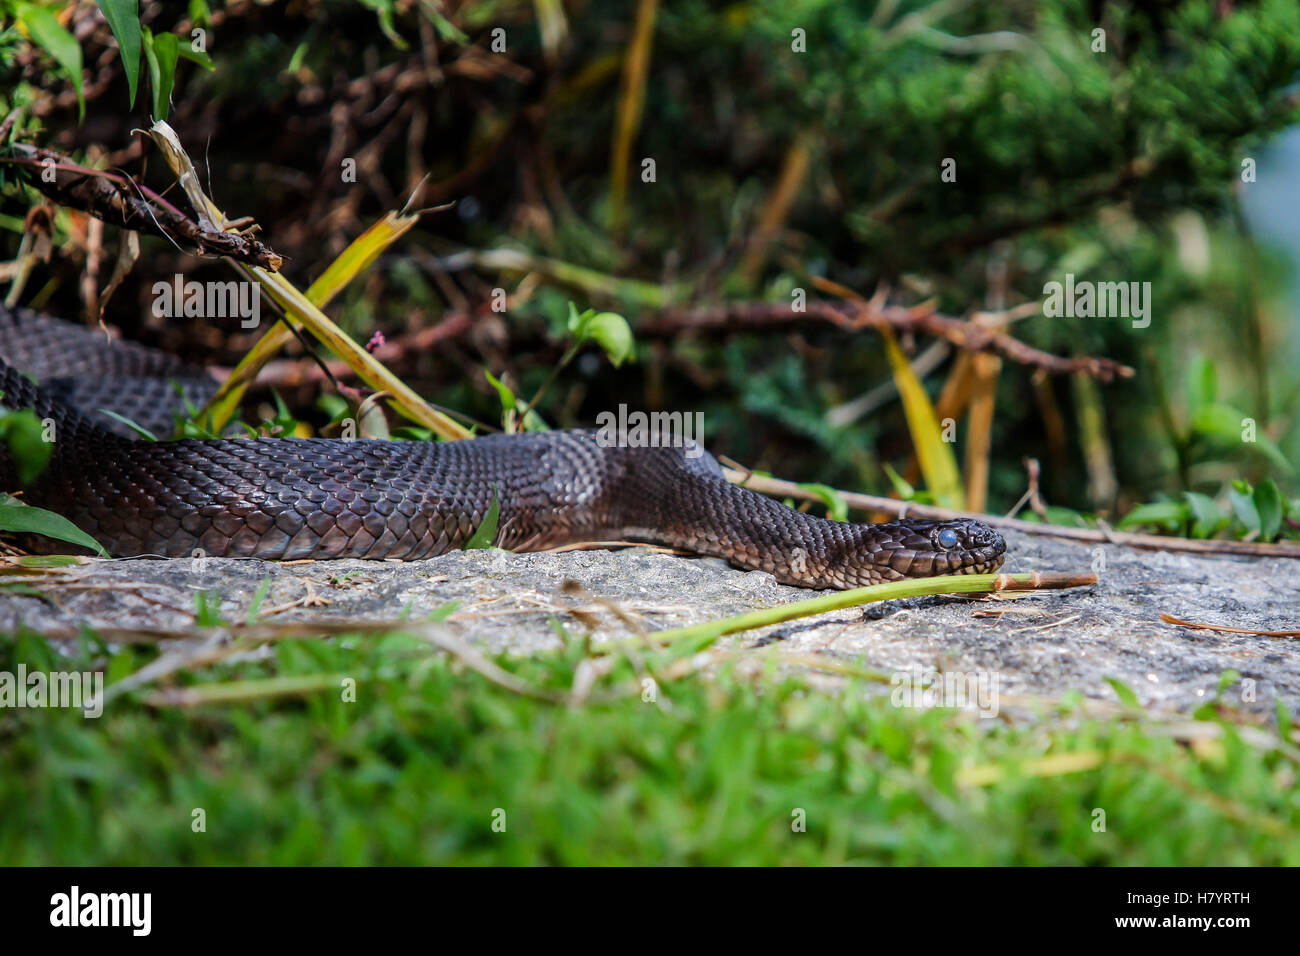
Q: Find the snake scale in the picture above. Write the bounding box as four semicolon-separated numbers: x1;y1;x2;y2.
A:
0;306;1006;589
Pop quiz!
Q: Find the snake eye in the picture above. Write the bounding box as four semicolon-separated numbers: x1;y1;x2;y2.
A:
936;528;960;550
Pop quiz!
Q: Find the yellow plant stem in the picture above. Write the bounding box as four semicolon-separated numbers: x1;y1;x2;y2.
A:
653;571;1096;656
144;121;468;439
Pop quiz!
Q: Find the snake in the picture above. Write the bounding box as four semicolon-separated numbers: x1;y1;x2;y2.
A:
0;306;1006;589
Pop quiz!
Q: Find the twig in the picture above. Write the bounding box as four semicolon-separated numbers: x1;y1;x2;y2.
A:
252;309;474;387
1160;614;1299;638
1005;457;1049;521
641;299;1134;381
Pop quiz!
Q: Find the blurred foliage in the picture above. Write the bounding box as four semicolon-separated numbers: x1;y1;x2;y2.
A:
4;621;1299;864
1;0;1299;538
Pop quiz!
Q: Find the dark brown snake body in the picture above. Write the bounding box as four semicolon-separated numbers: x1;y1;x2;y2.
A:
0;307;1006;589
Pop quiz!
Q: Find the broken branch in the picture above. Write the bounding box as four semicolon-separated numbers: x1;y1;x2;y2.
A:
641;300;1134;381
1;142;283;270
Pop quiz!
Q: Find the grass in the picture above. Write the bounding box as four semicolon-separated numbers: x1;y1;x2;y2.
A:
1;613;1298;866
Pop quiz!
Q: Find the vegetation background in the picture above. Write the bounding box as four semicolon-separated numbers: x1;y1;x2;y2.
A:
2;0;1298;537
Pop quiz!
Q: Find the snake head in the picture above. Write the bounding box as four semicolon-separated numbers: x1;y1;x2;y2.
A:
859;517;1007;582
928;518;1006;573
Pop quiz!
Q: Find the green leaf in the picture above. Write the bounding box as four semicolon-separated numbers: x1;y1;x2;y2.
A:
419;3;470;44
261;389;303;437
389;426;435;441
316;393;350;424
1192;700;1219;722
1116;500;1187;532
374;632;430;658
567;303;634;367
1253;479;1283;542
0;408;53;483
483;370;548;432
11;554;82;568
428;600;459;623
94;409;157;441
463;486;501;550
1191;402;1245;445
286;40;308;74
1043;506;1092;528
0;581;53;600
16;2;84;119
1228;480;1260;536
483;369;517;420
1186;354;1216;414
1104;677;1140;709
1192;404;1293;472
881;462;915;499
175;41;214;71
797;482;848;522
142;29;180;119
358;0;408;49
95;0;142;108
0;495;109;557
245;576;272;624
1183;491;1226;540
1252;435;1295;474
193;589;224;627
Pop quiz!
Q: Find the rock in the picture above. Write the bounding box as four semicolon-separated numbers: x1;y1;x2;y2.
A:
2;529;1296;718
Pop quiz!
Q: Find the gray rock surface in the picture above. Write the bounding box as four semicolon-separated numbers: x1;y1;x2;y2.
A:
2;529;1296;717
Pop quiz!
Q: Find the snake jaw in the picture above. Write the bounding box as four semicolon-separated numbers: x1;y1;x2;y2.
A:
953;551;1008;575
